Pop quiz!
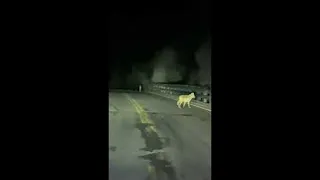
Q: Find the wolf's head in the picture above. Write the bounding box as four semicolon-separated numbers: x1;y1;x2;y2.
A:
189;92;195;99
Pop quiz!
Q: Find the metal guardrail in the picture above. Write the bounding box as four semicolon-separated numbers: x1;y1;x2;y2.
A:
145;83;211;105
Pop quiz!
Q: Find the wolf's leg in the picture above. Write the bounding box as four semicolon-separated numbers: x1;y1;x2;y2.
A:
183;102;187;108
188;101;191;108
177;101;182;108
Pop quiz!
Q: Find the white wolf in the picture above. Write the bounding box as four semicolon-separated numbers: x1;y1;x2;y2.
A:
177;92;195;108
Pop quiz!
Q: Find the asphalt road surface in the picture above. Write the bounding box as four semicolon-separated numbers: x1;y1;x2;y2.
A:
109;91;211;180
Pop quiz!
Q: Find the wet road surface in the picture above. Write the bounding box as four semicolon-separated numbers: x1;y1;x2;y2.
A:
109;91;211;180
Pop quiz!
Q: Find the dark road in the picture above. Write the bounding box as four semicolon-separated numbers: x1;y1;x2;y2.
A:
109;91;211;180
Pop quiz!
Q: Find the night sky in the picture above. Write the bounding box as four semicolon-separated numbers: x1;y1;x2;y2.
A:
108;12;211;88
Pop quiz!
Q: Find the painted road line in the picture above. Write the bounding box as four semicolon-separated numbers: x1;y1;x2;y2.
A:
124;93;160;135
131;98;161;135
147;92;212;112
147;165;157;180
124;93;160;179
125;94;149;124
